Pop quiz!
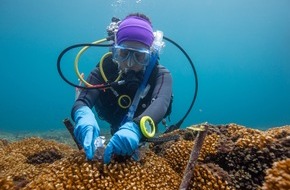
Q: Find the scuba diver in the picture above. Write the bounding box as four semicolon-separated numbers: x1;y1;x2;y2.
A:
71;13;173;164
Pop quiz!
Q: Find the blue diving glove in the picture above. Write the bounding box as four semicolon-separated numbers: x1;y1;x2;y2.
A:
104;121;142;164
74;106;100;160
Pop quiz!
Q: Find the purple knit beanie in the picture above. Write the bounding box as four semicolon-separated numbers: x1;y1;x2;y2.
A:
116;16;154;47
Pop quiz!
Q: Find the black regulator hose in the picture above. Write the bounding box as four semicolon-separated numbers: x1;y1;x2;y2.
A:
57;43;113;89
163;36;199;133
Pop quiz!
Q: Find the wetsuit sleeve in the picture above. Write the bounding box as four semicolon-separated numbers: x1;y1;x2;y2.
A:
71;67;103;121
135;65;172;124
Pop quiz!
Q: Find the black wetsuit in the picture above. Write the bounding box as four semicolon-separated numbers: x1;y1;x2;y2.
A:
71;55;172;134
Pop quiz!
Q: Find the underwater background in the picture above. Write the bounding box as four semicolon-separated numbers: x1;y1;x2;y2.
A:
0;0;289;134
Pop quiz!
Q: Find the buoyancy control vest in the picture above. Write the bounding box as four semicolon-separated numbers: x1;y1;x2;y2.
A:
94;55;172;132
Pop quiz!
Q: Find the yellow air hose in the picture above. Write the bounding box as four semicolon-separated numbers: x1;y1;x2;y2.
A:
99;52;122;83
74;38;108;87
73;38;129;108
99;52;129;108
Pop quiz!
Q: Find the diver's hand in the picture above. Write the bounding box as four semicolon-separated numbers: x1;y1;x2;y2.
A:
74;106;100;160
104;122;142;164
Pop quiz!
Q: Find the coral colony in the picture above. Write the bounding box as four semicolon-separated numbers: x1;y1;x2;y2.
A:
0;123;289;190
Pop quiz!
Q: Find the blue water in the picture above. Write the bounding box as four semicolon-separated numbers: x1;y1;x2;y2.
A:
0;0;289;133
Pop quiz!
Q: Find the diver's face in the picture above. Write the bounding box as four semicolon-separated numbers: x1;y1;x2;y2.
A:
113;41;151;73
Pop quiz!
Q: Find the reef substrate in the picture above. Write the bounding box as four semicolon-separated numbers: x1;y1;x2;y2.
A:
0;123;289;190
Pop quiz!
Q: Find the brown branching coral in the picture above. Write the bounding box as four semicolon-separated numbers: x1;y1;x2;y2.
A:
163;139;193;174
23;150;181;190
0;139;8;159
152;124;290;190
189;163;235;190
0;176;15;190
162;133;220;175
218;124;274;149
0;124;289;190
199;133;220;160
235;133;274;149
206;124;290;190
26;149;63;165
262;158;290;190
264;125;290;138
0;137;75;189
2;137;75;158
0;139;9;148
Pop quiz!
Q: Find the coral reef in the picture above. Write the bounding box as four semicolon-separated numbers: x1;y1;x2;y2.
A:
23;151;180;190
262;158;290;190
151;124;290;190
0;137;76;189
208;124;290;190
189;163;234;190
0;124;289;190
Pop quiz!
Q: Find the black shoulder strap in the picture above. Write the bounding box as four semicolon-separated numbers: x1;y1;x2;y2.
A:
148;63;159;87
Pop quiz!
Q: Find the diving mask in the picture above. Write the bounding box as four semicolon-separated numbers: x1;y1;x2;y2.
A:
112;45;151;67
